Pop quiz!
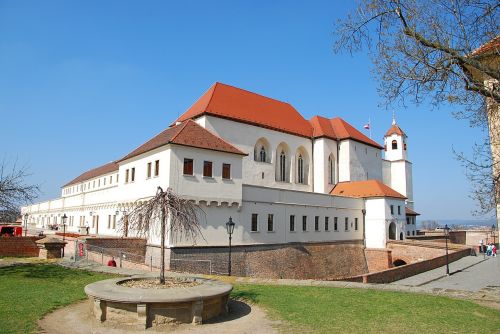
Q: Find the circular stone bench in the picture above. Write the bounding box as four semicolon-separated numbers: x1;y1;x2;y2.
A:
84;276;232;328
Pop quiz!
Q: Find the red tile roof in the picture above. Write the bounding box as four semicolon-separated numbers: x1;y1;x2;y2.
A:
63;161;118;187
471;34;500;56
405;207;420;216
119;119;246;162
309;116;383;149
175;82;314;138
330;180;407;199
385;124;406;137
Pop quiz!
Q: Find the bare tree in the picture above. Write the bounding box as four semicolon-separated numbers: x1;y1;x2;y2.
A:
421;220;439;230
334;0;499;215
119;186;204;283
0;160;39;222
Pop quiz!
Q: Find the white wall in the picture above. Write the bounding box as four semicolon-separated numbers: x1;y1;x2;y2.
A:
172;185;364;247
384;133;408;161
345;140;382;182
199;116;313;192
365;197;407;248
313;138;338;194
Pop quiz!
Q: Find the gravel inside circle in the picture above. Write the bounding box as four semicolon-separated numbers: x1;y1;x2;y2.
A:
118;278;200;289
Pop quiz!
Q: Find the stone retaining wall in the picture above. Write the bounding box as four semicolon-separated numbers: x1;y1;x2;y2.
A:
342;247;472;284
169;240;368;279
0;236;43;257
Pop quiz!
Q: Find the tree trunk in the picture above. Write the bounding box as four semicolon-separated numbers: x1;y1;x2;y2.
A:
160;205;166;284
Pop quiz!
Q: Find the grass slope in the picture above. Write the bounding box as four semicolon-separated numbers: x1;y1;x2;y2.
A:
0;263;114;334
232;284;500;334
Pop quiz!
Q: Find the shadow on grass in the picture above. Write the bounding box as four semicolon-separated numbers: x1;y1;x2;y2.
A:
231;290;260;303
0;263;95;280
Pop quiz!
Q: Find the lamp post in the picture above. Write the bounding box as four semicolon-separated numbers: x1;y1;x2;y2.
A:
23;213;29;237
443;224;450;276
225;217;235;276
61;214;68;257
492;224;497;246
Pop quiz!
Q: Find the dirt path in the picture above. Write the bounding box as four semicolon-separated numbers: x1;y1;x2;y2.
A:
38;299;280;334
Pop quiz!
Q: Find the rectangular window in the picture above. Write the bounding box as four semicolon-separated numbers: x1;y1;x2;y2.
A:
116;174;119;183
267;214;274;232
147;162;152;178
108;215;111;229
355;218;358;231
155;160;160;176
325;217;329;231
131;168;135;182
203;161;213;177
289;215;295;232
125;169;129;183
93;180;96;188
103;178;106;186
183;158;193;175
315;216;319;231
302;216;307;231
390;205;394;215
92;216;95;228
222;163;231;179
251;214;258;232
398;206;401;215
345;217;349;231
98;179;100;187
334;217;338;231
406;217;410;225
110;175;112;184
112;215;116;229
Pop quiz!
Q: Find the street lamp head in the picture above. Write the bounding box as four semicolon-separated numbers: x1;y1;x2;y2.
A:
24;213;29;219
492;224;496;231
62;213;68;225
226;217;235;235
115;210;120;216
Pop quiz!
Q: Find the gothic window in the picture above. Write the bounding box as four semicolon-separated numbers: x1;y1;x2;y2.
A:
297;154;304;184
328;155;334;184
279;150;286;182
392;140;398;150
259;146;266;162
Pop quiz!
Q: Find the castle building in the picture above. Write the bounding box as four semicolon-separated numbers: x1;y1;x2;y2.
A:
22;82;418;276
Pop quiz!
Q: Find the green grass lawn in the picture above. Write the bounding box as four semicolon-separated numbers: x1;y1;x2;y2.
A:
232;284;500;334
0;263;115;334
0;263;499;334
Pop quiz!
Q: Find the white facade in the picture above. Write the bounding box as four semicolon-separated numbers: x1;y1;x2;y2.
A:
22;85;417;250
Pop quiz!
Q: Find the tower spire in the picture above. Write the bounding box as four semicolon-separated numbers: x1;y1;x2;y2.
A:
392;110;396;125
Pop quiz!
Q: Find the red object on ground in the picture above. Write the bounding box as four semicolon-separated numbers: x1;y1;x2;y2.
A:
107;259;117;267
0;226;23;237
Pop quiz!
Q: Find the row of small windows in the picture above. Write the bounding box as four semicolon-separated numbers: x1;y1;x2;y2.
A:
64;174;119;195
183;159;231;179
34;214;117;230
251;214;358;232
390;205;403;215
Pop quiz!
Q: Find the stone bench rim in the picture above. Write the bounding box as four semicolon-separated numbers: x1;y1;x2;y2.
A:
85;276;233;304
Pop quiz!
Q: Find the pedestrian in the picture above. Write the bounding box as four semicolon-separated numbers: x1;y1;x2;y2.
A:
107;257;117;267
479;239;484;253
492;244;497;257
85;225;90;235
486;243;492;256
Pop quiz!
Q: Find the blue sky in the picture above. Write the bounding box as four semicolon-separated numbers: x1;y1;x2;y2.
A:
0;1;489;220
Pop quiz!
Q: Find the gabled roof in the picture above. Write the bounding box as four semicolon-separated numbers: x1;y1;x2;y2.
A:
174;82;314;138
309;116;383;149
63;161;118;187
385;123;406;137
119;120;246;162
405;207;420;216
330;180;407;199
471;34;500;56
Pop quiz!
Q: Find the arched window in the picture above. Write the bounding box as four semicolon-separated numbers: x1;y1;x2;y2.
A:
259;146;266;162
279;151;286;181
297;154;304;184
328;155;334;184
392;140;398;150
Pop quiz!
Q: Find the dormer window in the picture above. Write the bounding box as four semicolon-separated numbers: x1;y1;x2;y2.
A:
259;146;266;162
392;140;398;150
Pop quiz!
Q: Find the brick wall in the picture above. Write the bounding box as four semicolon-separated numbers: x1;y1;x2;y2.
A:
388;242;446;263
86;250;156;272
84;238;147;262
0;236;43;257
357;247;472;283
169;241;368;279
365;248;392;272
